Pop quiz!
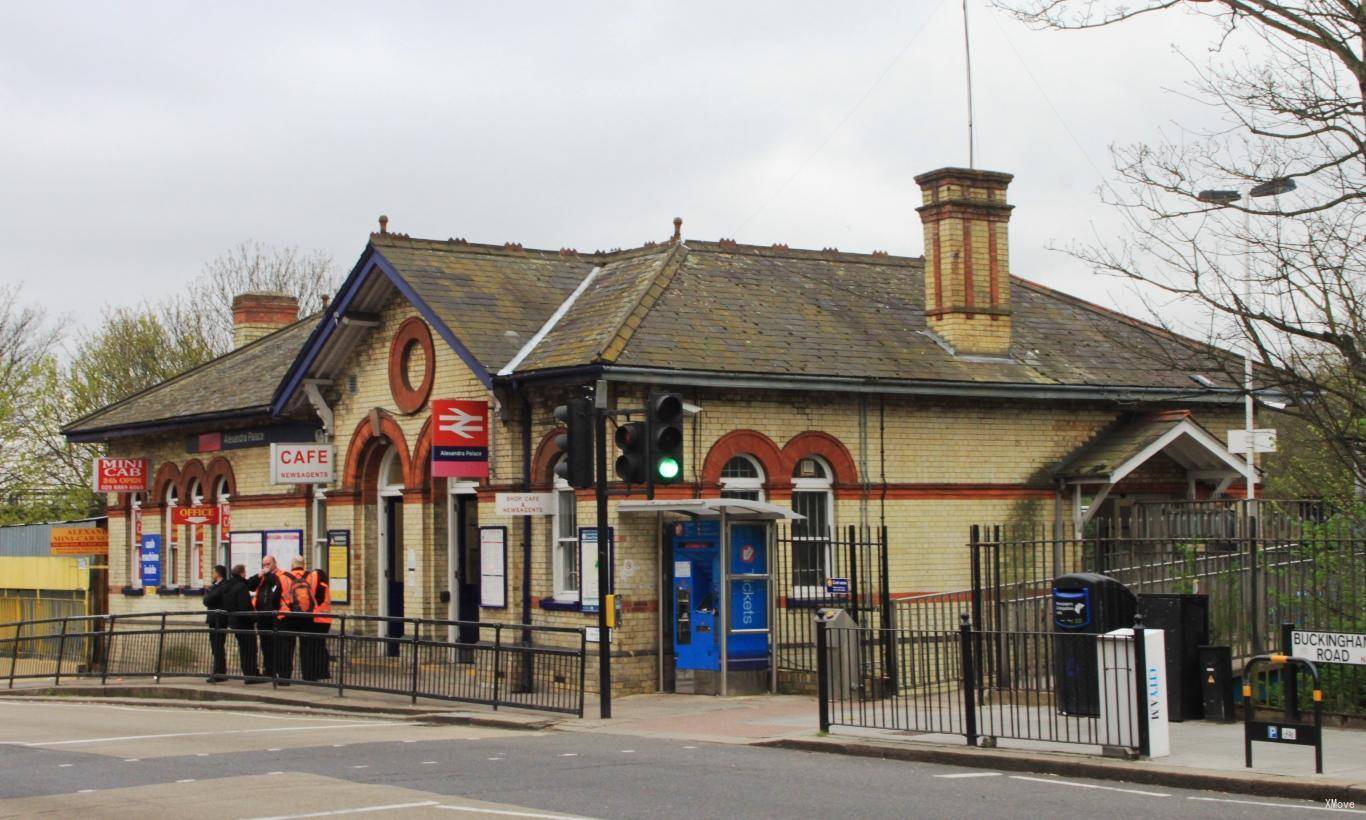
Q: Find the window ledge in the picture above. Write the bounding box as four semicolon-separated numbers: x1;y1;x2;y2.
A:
120;586;145;597
538;597;582;612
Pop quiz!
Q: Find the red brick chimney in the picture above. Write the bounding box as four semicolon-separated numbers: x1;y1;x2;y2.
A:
231;292;299;348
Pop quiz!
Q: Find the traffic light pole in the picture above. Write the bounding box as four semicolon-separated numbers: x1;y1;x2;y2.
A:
594;383;612;719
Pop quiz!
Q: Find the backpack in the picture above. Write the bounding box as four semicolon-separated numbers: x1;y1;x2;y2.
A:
286;571;317;613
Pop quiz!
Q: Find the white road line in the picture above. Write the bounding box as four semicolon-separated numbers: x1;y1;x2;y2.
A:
267;748;282;752
422;761;439;765
934;772;1002;779
23;721;403;747
0;699;362;723
1189;797;1366;814
78;789;96;794
242;801;440;820
558;753;577;757
123;758;140;762
351;765;368;769
57;763;74;767
435;805;594;820
1008;775;1169;798
267;771;285;776
619;750;634;754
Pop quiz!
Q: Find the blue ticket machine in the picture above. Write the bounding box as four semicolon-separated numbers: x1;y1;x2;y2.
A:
671;520;771;694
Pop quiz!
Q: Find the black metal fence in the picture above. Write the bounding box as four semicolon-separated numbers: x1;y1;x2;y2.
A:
772;525;890;681
1;611;587;716
966;509;1366;719
818;614;1152;754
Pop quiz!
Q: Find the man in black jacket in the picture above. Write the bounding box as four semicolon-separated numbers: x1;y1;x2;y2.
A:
246;556;287;683
226;565;258;680
202;565;231;682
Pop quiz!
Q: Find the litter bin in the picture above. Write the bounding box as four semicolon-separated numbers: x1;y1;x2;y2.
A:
1137;593;1209;721
816;608;860;700
1198;645;1235;723
1053;573;1137;716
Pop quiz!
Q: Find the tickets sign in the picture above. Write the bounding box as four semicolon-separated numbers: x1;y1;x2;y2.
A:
171;505;220;526
91;457;150;493
431;399;489;479
269;443;335;484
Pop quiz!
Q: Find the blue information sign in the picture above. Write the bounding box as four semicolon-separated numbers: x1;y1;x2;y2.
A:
139;534;162;588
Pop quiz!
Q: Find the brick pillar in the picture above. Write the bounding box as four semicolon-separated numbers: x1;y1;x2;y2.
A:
915;167;1014;356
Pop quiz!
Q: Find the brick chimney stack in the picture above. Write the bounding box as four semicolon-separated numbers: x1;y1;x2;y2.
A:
231;292;299;348
915;167;1014;356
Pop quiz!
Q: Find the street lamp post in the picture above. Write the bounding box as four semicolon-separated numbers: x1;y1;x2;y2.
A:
1197;178;1297;506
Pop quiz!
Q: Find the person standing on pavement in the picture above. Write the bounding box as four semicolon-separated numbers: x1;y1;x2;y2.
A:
246;555;288;683
274;555;313;683
226;564;258;680
201;565;230;682
298;566;332;681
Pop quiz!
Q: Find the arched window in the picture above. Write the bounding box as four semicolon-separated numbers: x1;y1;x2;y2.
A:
162;482;178;587
790;456;833;592
720;454;765;501
379;447;405;494
551;470;579;601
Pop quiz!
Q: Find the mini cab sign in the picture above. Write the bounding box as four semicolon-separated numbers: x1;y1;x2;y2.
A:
431;399;489;479
92;457;150;493
269;443;335;485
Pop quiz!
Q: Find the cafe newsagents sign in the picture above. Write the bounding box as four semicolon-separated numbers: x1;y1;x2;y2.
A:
269;443;335;485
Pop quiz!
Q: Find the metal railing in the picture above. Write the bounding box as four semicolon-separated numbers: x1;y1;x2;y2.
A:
1;611;587;717
818;614;1150;755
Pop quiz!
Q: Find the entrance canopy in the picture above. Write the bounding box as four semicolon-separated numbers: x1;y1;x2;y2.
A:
1054;411;1257;536
616;498;804;521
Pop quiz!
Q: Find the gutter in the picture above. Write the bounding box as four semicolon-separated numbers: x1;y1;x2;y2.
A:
493;365;1271;405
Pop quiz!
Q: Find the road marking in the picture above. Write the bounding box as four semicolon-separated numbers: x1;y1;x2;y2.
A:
435;805;592;820
558;753;578;757
422;761;439;765
243;801;441;820
1189;797;1366;814
123;758;140;762
58;763;74;767
267;771;285;776
196;753;210;757
268;748;282;752
486;757;503;761
177;779;196;783
934;772;1001;779
619;750;635;754
352;764;368;769
1008;775;1168;798
23;720;403;747
78;789;96;794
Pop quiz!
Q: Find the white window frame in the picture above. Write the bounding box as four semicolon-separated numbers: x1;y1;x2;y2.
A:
162;483;178;587
213;479;231;574
376;446;404;624
186;479;206;587
129;493;143;589
719;454;765;501
551;474;579;602
790;456;835;598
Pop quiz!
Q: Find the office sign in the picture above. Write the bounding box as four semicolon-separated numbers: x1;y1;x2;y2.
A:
431;399;489;479
269;443;335;484
50;527;108;555
1292;630;1366;666
171;505;220;526
92;457;150;493
139;534;162;587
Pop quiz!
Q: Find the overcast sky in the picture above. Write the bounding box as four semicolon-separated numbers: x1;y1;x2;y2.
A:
3;1;1226;335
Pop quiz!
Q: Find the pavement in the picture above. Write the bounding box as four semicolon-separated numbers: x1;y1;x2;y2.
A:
2;698;1363;819
3;678;1365;804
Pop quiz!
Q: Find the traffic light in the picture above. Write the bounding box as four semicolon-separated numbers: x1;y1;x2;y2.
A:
614;421;648;484
552;397;594;488
648;392;684;484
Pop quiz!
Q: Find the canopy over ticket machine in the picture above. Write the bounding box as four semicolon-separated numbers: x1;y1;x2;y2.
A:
617;499;804;696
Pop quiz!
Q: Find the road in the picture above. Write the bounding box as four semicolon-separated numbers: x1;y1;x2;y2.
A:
0;699;1360;819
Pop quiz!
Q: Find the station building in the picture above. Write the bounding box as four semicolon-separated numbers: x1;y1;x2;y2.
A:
63;167;1259;695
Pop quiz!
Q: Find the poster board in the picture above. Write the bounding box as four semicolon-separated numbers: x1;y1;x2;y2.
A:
479;526;507;608
265;529;303;566
229;531;265;573
327;529;351;604
578;527;613;612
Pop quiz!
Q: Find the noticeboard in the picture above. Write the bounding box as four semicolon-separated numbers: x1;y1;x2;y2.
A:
327;529;351;604
480;526;507;608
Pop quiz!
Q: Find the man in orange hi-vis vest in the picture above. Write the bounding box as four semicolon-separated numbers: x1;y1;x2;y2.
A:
299;567;333;682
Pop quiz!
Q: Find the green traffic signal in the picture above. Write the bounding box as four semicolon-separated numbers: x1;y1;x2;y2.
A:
656;456;680;481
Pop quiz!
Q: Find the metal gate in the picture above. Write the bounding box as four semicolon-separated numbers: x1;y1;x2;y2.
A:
773;525;891;684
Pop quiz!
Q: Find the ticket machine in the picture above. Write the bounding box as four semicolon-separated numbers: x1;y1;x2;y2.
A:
671;519;771;695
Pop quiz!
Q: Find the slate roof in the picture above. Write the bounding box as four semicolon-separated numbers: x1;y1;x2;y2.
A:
1052;410;1249;483
511;240;1237;391
371;236;591;372
63;318;316;438
66;232;1251;439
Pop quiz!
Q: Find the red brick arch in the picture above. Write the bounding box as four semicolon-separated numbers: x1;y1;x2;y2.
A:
179;459;208;501
781;431;859;486
701;430;787;489
205;456;237;499
408;415;433;492
150;462;181;506
531;427;565;488
341;410;412;499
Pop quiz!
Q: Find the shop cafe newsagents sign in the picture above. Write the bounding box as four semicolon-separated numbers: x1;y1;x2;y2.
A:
270;443;335;485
